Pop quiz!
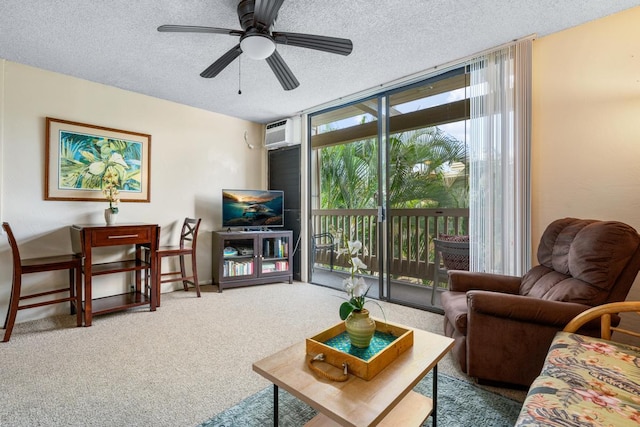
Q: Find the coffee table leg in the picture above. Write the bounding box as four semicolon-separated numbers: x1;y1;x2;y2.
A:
273;384;279;426
433;364;438;427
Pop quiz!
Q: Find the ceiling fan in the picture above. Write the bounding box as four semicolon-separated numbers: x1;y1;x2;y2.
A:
158;0;353;91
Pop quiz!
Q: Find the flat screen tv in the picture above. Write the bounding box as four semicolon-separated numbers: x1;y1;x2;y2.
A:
222;189;284;229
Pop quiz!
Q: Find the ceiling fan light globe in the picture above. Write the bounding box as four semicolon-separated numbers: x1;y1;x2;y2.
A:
240;34;276;60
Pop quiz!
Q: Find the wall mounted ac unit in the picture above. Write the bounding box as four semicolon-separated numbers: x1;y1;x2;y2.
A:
264;117;300;150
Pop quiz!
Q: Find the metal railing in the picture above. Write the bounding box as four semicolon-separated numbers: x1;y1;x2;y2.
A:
311;208;468;284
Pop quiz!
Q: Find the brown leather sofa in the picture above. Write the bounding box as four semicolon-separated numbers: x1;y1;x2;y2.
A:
441;217;640;387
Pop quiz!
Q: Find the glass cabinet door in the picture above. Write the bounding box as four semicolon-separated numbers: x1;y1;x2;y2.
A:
260;234;290;275
221;237;256;279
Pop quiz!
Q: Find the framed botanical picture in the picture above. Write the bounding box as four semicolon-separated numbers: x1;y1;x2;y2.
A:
45;117;151;202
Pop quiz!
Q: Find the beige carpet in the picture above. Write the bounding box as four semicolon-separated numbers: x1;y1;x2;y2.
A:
0;282;525;426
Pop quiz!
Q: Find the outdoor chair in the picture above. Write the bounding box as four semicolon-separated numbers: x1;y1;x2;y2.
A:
311;232;335;271
432;236;469;305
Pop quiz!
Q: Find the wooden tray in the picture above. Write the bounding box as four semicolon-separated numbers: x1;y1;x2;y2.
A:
306;319;414;381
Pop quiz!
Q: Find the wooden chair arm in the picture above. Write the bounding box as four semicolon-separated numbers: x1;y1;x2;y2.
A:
563;301;640;340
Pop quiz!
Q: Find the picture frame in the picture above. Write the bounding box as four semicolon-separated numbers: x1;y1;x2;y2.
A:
45;117;151;202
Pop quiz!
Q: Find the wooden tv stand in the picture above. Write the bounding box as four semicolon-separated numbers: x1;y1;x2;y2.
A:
212;230;293;292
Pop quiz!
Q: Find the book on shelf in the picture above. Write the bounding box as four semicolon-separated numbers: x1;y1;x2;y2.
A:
275;260;289;271
223;259;254;277
269;238;288;258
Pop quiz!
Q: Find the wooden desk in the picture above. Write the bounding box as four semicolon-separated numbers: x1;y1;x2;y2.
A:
253;327;454;426
70;223;158;326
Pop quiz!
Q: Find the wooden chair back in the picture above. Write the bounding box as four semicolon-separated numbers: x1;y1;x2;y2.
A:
179;217;201;248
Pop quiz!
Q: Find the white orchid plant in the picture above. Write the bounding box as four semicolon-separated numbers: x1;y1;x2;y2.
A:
102;171;120;214
338;240;385;321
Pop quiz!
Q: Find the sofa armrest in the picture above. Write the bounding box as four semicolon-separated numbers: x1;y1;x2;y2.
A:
563;301;640;338
467;290;592;327
448;270;521;294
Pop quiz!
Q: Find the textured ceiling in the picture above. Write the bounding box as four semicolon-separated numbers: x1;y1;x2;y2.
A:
1;1;639;124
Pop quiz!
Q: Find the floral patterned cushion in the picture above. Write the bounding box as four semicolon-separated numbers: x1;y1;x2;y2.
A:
515;331;640;426
438;234;469;271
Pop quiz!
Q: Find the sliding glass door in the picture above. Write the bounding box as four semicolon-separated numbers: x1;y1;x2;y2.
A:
384;69;469;309
309;68;470;311
308;97;384;299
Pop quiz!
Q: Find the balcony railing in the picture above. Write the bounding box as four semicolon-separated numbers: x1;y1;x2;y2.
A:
312;208;469;285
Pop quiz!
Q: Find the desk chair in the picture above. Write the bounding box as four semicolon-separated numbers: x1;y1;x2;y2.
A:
2;222;82;342
149;218;201;306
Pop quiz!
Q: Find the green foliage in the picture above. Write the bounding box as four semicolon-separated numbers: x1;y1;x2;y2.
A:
318;127;468;209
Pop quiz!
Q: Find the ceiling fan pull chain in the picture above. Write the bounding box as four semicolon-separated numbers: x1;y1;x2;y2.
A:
238;57;242;95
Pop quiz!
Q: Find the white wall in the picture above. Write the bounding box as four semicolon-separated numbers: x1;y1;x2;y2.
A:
532;6;640;246
532;6;640;341
0;60;265;323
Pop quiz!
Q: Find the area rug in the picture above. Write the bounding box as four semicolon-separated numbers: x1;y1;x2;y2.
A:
198;372;523;427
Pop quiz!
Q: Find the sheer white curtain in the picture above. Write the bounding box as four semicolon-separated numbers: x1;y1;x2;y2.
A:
469;39;532;276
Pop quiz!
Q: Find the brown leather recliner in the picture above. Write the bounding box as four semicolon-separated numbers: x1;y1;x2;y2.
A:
441;217;640;387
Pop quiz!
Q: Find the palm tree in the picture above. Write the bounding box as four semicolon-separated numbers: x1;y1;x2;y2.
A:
319;126;468;209
316;125;468;278
319;139;377;209
388;127;467;208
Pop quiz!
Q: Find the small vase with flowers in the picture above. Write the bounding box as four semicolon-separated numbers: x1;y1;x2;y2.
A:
338;240;385;348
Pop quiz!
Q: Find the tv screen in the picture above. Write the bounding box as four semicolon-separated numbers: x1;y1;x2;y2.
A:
222;189;284;228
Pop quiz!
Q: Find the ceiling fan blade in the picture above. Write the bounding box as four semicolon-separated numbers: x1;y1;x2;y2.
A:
158;25;243;36
265;50;299;91
273;31;353;56
200;45;243;78
253;0;284;29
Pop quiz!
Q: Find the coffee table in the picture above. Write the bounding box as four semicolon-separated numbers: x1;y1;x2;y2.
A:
253;326;454;426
